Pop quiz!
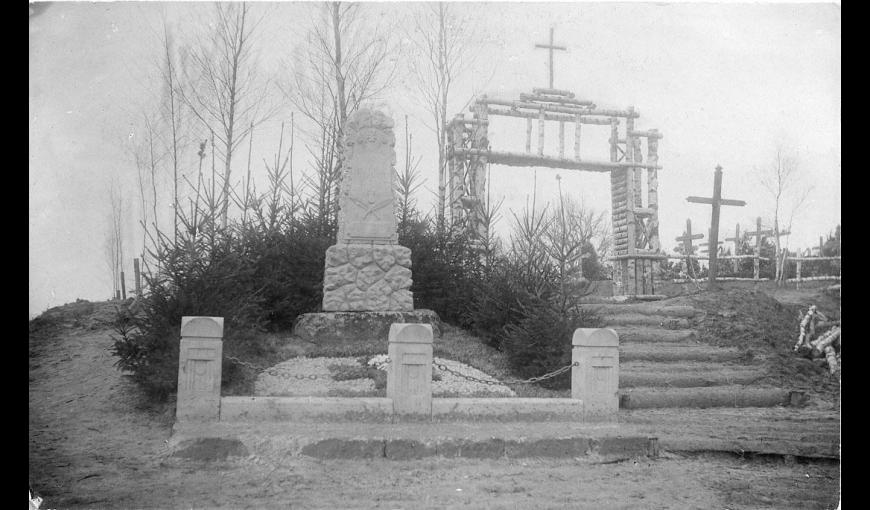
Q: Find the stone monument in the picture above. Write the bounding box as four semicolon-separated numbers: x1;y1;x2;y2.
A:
292;108;441;343
322;109;413;311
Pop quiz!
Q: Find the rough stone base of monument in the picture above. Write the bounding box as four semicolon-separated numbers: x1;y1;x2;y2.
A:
292;310;442;344
322;243;414;311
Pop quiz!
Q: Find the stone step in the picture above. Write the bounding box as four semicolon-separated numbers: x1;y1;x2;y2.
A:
616;327;698;343
581;303;701;319
599;314;692;329
619;385;798;409
170;421;658;461
619;361;765;388
621;407;839;459
620;343;746;363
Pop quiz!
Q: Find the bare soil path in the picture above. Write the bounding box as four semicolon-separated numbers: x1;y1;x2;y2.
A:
29;304;840;509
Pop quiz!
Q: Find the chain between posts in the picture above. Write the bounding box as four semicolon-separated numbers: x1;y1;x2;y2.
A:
225;355;392;380
226;355;577;386
432;361;579;386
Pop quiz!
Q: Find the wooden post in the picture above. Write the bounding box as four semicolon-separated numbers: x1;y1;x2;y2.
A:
115;290;121;301
796;259;802;289
646;129;661;252
769;227;792;282
450;114;466;225
471;101;489;241
526;117;532;154
120;271;127;300
609;117;624;294
609;118;619;163
559;121;565;158
538;109;545;156
133;258;142;298
755;217;762;280
574;115;581;160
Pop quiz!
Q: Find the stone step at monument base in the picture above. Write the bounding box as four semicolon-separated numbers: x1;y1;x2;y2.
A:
620;342;746;363
169;421;658;461
291;309;442;344
618;385;803;410
617;327;698;343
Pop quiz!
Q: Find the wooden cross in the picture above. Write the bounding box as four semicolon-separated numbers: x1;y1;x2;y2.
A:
746;217;772;280
686;165;746;286
725;224;742;272
675;218;704;257
535;27;567;89
725;223;741;252
700;228;725;254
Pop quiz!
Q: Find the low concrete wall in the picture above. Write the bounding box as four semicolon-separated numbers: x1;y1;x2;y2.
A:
177;317;621;424
220;396;394;422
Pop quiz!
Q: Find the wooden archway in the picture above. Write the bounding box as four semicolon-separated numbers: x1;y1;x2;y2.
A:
447;87;665;296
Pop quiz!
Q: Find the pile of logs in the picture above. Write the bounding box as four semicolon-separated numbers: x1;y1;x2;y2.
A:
793;305;840;378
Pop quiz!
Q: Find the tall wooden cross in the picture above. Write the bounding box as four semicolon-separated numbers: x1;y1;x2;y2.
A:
675;218;703;257
535;27;567;89
686;165;746;286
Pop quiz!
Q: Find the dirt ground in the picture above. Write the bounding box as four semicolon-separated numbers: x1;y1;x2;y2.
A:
29;299;840;509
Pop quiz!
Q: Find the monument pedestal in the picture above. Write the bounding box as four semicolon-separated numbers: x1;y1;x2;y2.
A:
322;243;413;312
292;310;442;345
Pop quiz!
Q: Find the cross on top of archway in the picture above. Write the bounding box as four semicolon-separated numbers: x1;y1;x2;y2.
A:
535;27;567;89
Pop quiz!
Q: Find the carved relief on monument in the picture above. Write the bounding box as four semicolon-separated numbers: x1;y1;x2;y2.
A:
337;109;399;245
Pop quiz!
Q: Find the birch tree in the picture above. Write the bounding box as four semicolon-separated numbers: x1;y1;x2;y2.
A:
283;1;399;229
157;19;188;243
104;178;126;299
758;144;813;283
180;2;277;229
406;2;477;230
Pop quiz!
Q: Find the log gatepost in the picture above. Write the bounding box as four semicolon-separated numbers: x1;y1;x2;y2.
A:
176;316;224;422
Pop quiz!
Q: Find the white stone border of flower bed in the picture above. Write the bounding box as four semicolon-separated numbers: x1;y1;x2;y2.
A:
176;319;620;422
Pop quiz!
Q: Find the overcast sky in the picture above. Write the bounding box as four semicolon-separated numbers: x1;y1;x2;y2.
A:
29;1;840;317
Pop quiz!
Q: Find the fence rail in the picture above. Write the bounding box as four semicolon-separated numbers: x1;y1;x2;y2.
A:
660;253;840;285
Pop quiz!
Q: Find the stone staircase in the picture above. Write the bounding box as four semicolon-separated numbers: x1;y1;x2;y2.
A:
580;302;799;410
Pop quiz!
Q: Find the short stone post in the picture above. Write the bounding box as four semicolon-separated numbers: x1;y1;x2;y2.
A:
387;323;433;415
572;328;620;416
176;317;224;422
